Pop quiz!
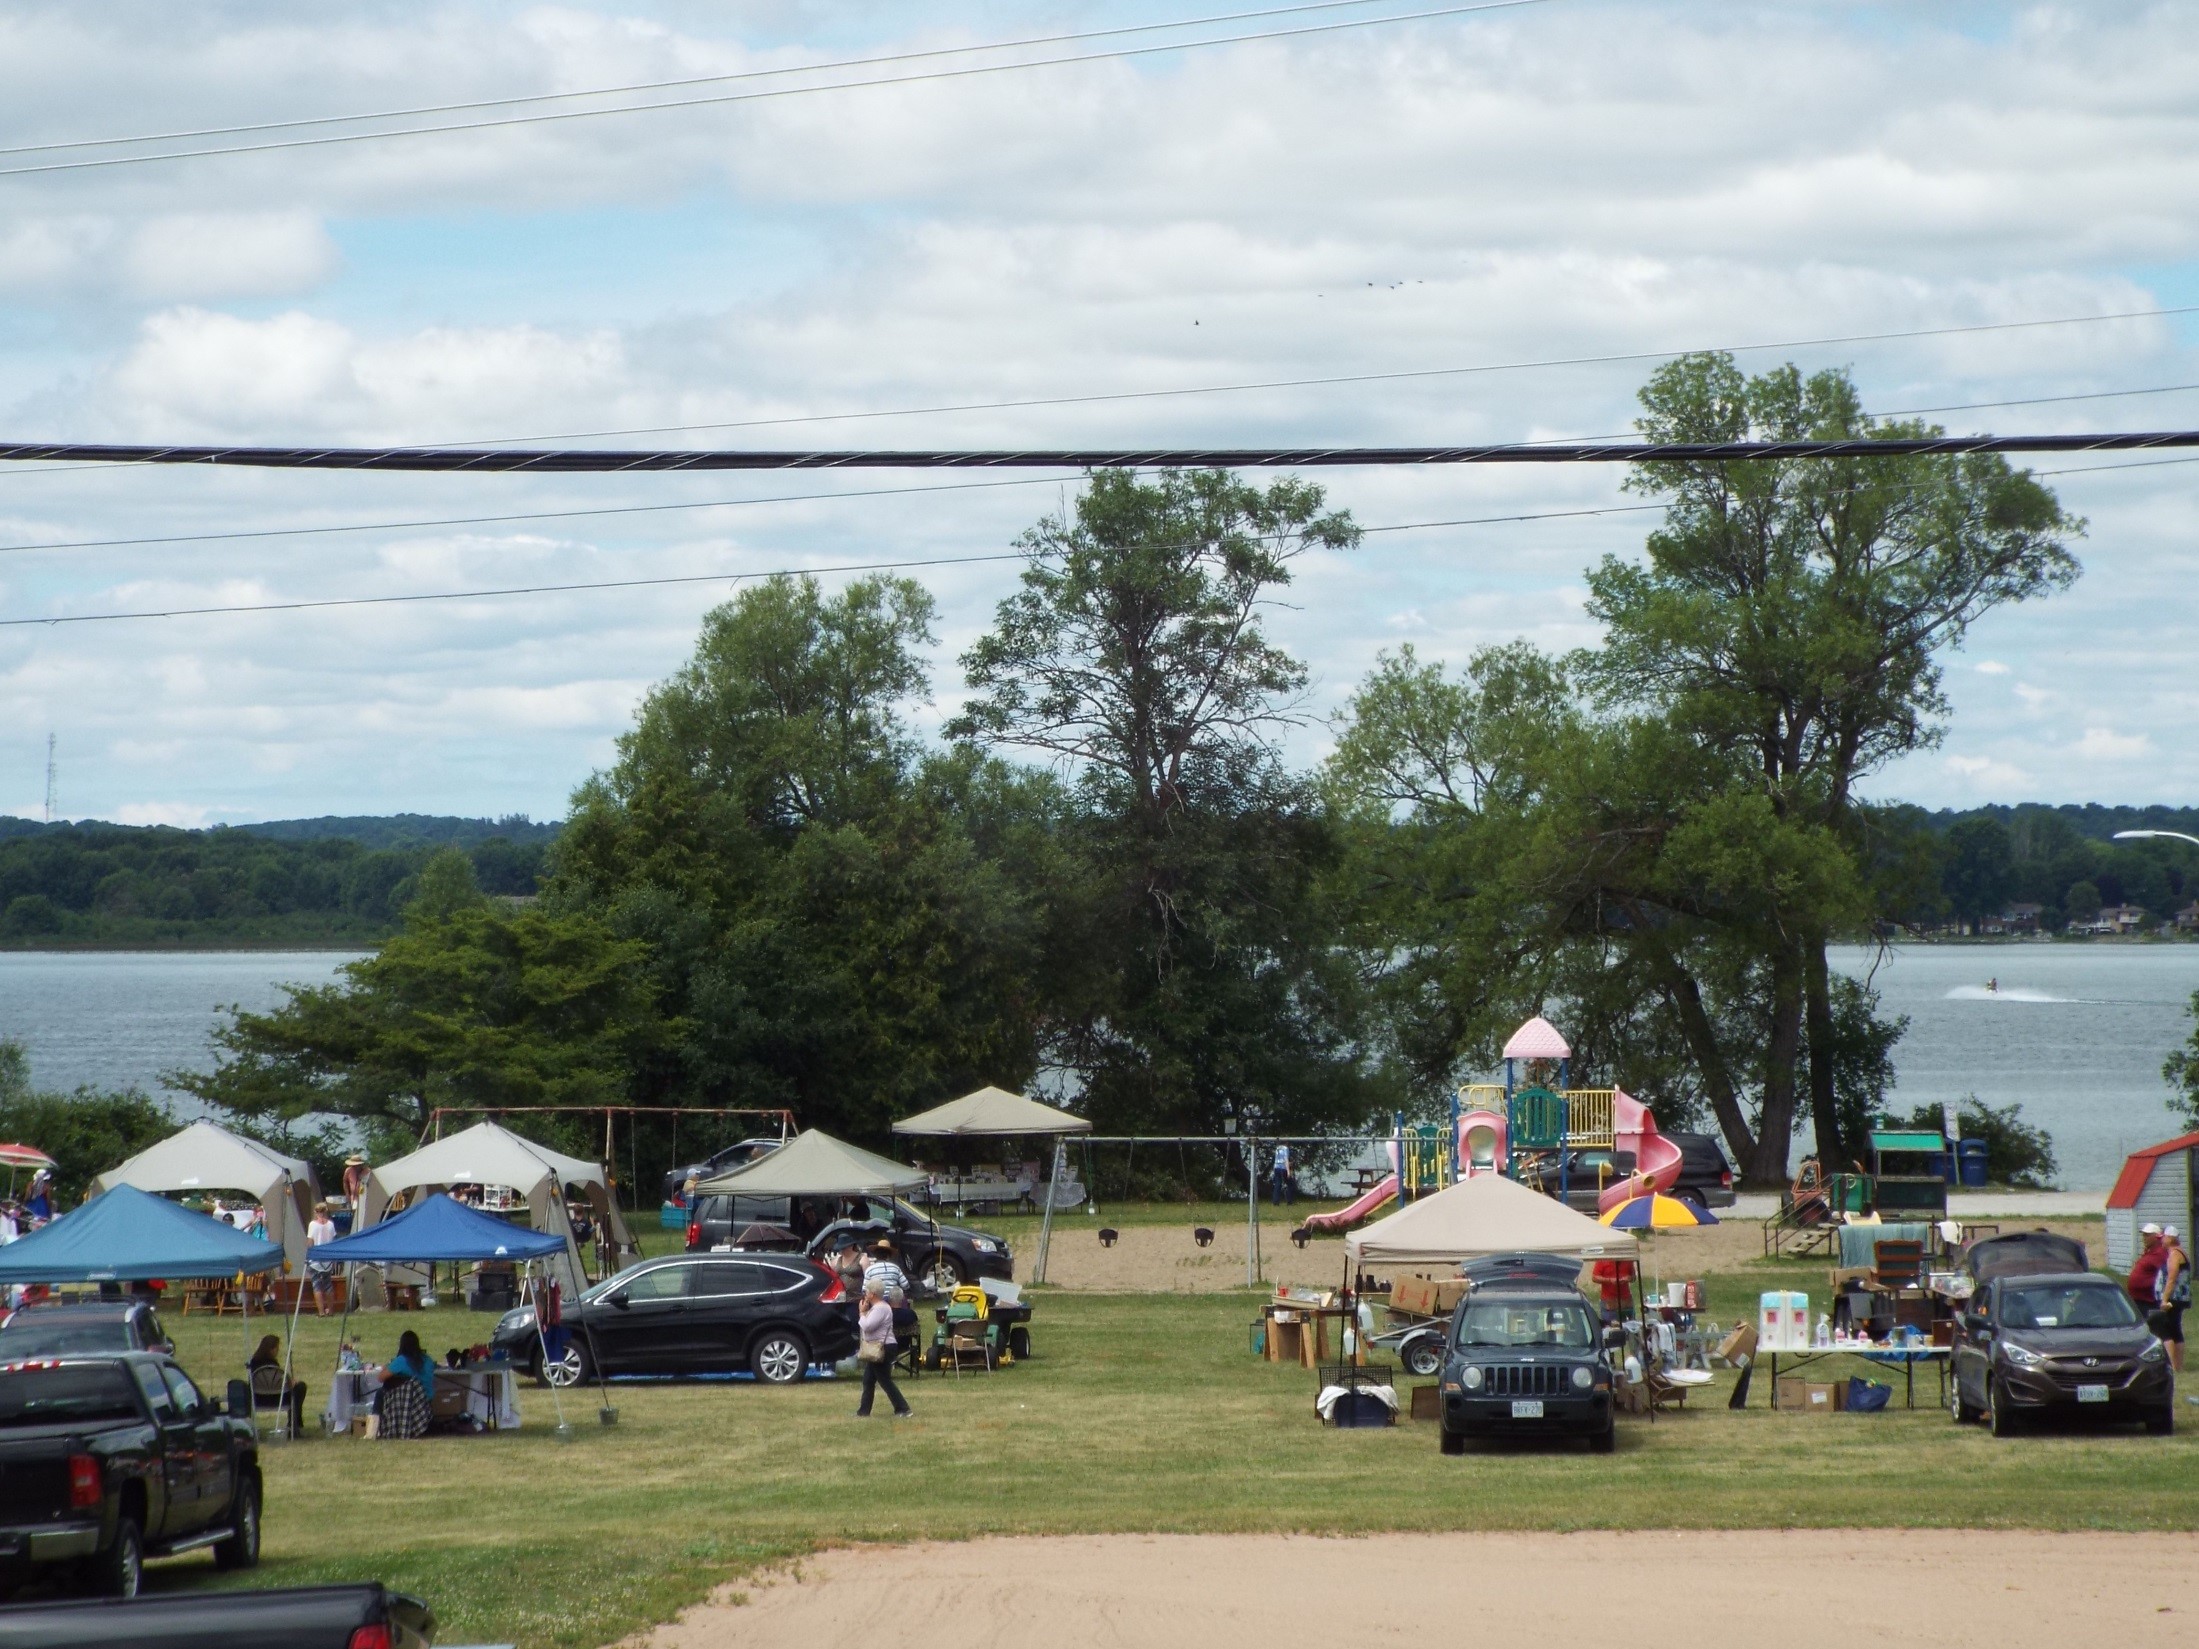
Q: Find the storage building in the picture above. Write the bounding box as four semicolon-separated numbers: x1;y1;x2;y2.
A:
2104;1131;2199;1273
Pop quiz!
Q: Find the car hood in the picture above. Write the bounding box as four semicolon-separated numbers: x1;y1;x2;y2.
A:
2003;1326;2153;1359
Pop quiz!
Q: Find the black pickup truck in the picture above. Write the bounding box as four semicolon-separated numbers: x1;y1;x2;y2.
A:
0;1353;261;1599
0;1584;435;1648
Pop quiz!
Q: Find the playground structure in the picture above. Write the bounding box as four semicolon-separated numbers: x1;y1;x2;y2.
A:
1297;1015;1688;1238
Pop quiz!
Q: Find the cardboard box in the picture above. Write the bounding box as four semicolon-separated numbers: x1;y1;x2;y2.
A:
1409;1384;1442;1422
349;1413;379;1439
1714;1323;1758;1366
1392;1276;1469;1318
1775;1379;1842;1413
431;1384;467;1420
1266;1319;1304;1365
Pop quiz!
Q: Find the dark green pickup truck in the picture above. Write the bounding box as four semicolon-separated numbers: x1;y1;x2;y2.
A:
0;1353;261;1599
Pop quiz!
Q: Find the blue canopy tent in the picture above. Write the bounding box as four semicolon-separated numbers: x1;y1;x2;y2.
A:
307;1194;574;1436
0;1183;281;1283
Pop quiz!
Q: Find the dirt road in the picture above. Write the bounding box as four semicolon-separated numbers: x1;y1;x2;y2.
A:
641;1530;2197;1648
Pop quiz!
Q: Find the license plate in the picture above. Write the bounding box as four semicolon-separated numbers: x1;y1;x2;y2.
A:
1510;1399;1544;1418
2075;1384;2109;1404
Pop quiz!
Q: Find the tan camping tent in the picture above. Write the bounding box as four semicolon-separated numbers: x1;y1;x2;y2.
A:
361;1121;635;1296
1344;1172;1626;1267
96;1120;320;1272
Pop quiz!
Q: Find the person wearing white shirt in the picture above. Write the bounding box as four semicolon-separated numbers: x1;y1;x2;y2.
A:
306;1200;340;1317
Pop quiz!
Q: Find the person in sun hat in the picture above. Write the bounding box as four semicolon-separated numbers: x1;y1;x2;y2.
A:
862;1237;909;1304
2129;1223;2166;1313
341;1155;370;1209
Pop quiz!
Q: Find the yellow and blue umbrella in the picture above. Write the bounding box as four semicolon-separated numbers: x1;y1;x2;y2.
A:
1599;1193;1718;1229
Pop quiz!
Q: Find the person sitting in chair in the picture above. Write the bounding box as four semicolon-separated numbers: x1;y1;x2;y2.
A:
248;1334;306;1433
377;1329;435;1440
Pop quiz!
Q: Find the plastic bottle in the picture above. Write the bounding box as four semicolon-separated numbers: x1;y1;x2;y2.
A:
1814;1313;1831;1349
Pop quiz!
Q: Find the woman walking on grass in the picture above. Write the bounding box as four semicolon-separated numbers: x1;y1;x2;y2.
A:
855;1282;912;1419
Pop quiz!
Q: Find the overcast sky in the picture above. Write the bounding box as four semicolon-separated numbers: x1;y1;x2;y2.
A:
2;1;2195;826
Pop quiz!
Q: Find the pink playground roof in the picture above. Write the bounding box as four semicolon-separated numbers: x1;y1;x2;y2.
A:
1502;1016;1571;1060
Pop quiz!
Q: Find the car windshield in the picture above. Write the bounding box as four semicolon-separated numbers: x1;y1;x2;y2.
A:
0;1363;142;1427
0;1318;134;1358
1454;1300;1596;1350
2000;1283;2140;1330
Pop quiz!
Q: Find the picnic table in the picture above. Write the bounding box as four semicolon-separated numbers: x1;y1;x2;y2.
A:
1762;1343;1950;1410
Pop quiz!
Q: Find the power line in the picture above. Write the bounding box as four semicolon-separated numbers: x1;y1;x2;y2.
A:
12;456;2191;631
6;430;2199;475
5;306;2193;483
0;1;1548;180
0;1;1456;159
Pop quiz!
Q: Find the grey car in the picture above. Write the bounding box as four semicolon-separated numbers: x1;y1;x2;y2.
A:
1951;1272;2174;1436
1438;1285;1616;1455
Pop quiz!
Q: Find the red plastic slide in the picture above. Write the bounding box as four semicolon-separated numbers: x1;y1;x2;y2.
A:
1296;1174;1398;1234
1597;1090;1684;1214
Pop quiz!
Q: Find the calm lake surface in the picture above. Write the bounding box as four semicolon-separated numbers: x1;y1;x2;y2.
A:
2;945;2195;1188
0;950;363;1115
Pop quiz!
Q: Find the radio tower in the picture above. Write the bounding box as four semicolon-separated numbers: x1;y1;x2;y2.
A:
43;733;56;824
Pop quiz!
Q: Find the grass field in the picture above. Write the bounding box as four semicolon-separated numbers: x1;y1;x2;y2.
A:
126;1230;2196;1649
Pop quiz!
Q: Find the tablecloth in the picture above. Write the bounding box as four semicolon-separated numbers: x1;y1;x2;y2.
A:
323;1364;522;1432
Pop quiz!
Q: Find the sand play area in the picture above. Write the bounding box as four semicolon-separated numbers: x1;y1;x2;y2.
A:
644;1530;2199;1648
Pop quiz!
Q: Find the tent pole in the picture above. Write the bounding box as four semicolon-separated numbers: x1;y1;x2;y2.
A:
279;1266;308;1440
526;1263;571;1437
329;1262;357;1436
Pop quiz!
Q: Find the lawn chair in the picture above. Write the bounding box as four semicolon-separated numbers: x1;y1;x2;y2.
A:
1872;1239;1925;1293
248;1363;291;1439
942;1316;993;1376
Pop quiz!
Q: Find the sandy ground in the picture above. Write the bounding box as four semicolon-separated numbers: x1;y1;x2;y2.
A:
1026;1215;2107;1294
640;1531;2199;1648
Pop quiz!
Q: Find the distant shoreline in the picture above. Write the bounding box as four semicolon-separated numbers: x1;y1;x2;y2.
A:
0;943;378;955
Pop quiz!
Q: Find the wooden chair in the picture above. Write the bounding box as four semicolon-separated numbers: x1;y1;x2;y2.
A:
1873;1239;1926;1293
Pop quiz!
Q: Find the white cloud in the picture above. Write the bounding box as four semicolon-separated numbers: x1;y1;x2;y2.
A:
1973;660;2010;675
1943;754;2033;790
109;800;221;827
2072;727;2154;762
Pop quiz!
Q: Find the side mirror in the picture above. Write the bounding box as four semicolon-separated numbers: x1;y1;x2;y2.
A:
226;1379;251;1419
607;1291;630;1309
1602;1327;1627;1352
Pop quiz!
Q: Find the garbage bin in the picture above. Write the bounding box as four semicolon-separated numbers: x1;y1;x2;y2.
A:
1957;1138;1989;1188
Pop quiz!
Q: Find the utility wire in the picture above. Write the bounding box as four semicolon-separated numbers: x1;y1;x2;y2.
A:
6;430;2199;475
0;1;1463;158
9;455;2190;630
5;306;2193;483
0;1;1548;179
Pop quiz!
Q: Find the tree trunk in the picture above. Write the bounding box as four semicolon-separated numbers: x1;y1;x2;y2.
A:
1748;943;1806;1190
1802;938;1849;1169
1651;953;1757;1174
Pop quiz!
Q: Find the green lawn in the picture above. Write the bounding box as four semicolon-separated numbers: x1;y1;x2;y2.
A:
138;1262;2199;1649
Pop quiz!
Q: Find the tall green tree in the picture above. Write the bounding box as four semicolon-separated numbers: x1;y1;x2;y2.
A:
0;1040;175;1203
952;469;1387;1136
1579;353;2079;1172
553;574;1051;1147
2166;992;2199;1133
1941;815;2016;932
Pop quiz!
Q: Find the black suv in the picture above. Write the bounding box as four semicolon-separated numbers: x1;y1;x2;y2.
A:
1558;1132;1734;1212
687;1194;1012;1292
663;1138;783;1204
1438;1284;1616;1454
1952;1271;2174;1436
491;1252;857;1386
0;1301;174;1360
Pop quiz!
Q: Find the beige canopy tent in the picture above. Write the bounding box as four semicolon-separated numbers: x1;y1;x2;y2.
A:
694;1128;929;1199
95;1120;320;1273
891;1086;1091;1138
361;1121;635;1297
893;1086;1089;1282
1344;1172;1626;1267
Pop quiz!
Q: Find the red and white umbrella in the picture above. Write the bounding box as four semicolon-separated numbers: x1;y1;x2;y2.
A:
0;1143;55;1171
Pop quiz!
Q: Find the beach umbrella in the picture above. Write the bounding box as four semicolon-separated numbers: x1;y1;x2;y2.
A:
1599;1193;1719;1230
0;1144;55;1170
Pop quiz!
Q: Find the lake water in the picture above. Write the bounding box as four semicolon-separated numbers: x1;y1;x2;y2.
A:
1;945;2195;1188
1832;943;2199;1190
0;951;364;1113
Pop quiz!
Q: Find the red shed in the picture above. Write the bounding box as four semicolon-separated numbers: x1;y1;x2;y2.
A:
2105;1131;2199;1273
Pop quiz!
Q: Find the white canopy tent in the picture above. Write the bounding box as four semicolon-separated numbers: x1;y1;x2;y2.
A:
893;1087;1089;1282
1344;1172;1626;1267
95;1120;320;1273
361;1121;635;1297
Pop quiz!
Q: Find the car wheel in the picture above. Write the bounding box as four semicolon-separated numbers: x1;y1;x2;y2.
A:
1438;1427;1466;1457
925;1254;966;1294
213;1474;261;1571
541;1341;589;1388
1401;1337;1443;1379
2144;1404;2175;1436
90;1516;142;1599
1589;1421;1617;1454
1986;1377;2020;1437
749;1329;809;1385
1952;1377;1981;1425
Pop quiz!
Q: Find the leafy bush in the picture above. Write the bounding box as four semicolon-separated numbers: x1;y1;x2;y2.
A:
1891;1095;2057;1189
0;1040;177;1202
